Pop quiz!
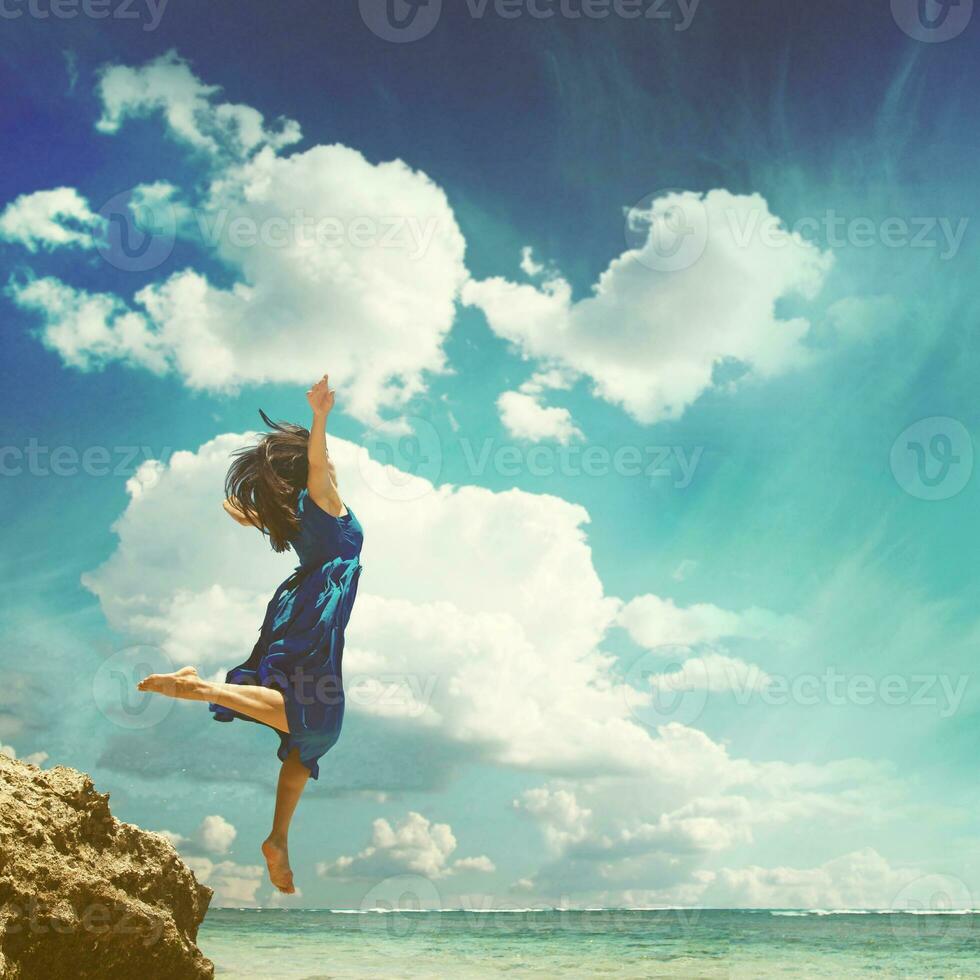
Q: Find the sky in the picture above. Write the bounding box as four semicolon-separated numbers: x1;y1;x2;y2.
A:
1;0;980;911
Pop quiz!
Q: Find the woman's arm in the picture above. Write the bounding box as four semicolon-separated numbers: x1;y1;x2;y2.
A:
223;497;260;526
306;374;347;517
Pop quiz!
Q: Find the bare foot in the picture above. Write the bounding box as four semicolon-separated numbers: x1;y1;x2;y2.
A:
262;837;295;894
137;666;204;699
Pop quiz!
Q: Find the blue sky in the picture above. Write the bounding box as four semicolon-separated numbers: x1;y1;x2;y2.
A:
2;0;979;910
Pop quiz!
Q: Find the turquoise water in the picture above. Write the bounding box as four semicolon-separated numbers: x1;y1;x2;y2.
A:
199;908;980;977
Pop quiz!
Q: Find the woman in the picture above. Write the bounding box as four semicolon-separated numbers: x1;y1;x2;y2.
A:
138;374;363;894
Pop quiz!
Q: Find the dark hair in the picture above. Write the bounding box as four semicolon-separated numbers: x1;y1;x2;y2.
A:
225;410;310;553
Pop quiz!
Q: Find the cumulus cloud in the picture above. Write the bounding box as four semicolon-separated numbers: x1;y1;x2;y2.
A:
4;54;847;436
497;369;583;444
185;857;264;907
645;653;772;697
0;670;51;744
8;277;168;374
568;847;940;912
82;431;662;779
702;848;955;910
519;246;544;277
516;788;592;852
7;52;467;425
453;855;496;873
154;814;238;856
0;187;103;252
5;56;845;434
497;390;582;444
156;815;254;905
197;814;238;855
0;743;48;767
317;811;494;880
513;723;902;899
154;829;187;849
266;886;304;907
96;49;301;157
81;430;894;903
618;593;796;650
464;190;834;424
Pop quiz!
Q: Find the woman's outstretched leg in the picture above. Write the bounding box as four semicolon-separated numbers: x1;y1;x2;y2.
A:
138;666;310;892
138;667;289;733
262;748;310;894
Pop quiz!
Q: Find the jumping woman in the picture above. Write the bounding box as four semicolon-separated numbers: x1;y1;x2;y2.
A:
138;374;363;894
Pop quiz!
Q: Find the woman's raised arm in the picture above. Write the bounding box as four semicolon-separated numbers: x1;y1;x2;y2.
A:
305;374;347;518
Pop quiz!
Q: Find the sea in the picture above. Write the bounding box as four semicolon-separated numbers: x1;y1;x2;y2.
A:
198;907;980;977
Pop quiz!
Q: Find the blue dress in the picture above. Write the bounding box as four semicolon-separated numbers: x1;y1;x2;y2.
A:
209;490;363;778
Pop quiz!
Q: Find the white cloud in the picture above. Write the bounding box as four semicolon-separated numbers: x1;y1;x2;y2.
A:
158;815;253;907
497;367;582;443
823;295;900;345
464;189;834;425
618;593;796;650
139;584;269;670
82;432;660;779
8;277;168;374
96;50;301;158
0;187;103;252
513;726;902;897
520;246;544;277
82;430;897;902
186;856;264;907
6;59;841;434
646;653;772;696
516;788;592;852
453;855;496;873
154;814;237;856
497;389;582;445
8;53;468;426
155;829;187;848
266;886;304;907
317;811;493;880
197;814;237;855
0;743;48;767
702;848;957;910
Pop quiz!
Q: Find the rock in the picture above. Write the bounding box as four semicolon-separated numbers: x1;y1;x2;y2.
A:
0;753;214;979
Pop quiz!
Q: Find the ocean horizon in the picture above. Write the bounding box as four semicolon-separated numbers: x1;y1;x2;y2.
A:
198;907;980;978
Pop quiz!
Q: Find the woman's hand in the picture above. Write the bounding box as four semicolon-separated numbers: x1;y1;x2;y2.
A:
306;374;346;517
223;497;255;527
306;374;336;418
